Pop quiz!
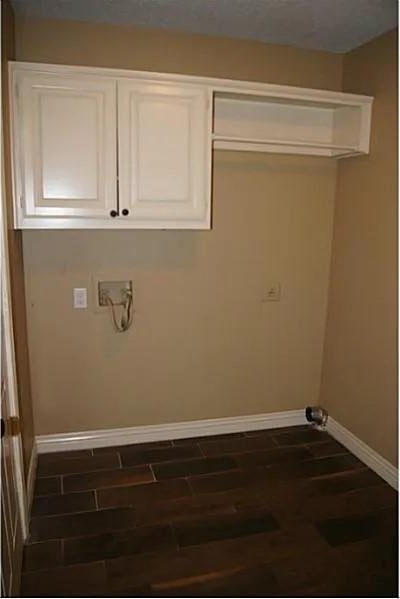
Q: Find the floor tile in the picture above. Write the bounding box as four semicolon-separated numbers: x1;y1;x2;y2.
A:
173;432;245;446
291;482;398;523
236;445;313;468
31;491;96;517
23;540;62;572
311;467;383;495
104;527;295;593
134;496;237;527
151;563;279;597
306;439;349;458
244;425;310;437
274;453;365;480
64;524;176;564
37;453;120;477
315;511;393;547
189;468;257;495
174;509;280;547
38;450;93;466
120;445;202;467
34;476;62;497
271;429;329;446
93;440;173;455
29;507;137;542
199;435;276;456
100;582;152;597
63;464;153;493
21;561;106;597
97;478;191;509
338;483;398;512
153;455;238;480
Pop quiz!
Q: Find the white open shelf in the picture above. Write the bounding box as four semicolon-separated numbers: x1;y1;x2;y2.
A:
213;91;372;158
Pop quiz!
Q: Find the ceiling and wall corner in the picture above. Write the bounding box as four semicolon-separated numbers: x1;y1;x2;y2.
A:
9;0;398;53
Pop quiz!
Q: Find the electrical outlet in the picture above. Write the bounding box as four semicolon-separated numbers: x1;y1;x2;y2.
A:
262;282;281;302
73;288;87;309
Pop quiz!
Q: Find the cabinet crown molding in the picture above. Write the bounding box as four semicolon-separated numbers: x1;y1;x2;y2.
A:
9;60;373;105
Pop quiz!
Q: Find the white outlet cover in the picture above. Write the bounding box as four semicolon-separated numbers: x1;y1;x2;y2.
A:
73;288;87;309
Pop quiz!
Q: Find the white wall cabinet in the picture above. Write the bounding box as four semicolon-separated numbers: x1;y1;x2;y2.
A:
10;62;373;230
11;66;212;229
118;81;211;228
13;72;117;222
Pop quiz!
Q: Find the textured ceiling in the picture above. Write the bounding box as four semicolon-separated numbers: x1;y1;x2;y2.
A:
11;0;398;53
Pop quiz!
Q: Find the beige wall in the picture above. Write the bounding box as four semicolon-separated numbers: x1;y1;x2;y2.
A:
15;17;342;89
320;29;398;465
16;18;341;435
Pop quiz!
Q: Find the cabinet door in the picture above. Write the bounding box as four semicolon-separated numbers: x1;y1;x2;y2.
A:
14;72;117;223
118;80;211;229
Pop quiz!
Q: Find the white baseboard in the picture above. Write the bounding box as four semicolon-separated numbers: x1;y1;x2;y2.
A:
36;409;306;454
26;442;37;517
327;417;398;490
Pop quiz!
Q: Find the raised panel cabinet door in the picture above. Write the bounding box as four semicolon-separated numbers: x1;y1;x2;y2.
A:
118;80;212;229
13;72;117;221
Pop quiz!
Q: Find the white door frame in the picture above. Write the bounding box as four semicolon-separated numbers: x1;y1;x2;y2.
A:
0;11;29;539
0;206;29;540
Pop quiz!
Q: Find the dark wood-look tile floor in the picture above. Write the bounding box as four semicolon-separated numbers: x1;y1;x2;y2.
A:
22;426;398;597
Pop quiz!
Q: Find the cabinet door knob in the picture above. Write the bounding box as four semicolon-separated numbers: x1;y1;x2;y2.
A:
110;210;118;217
122;209;129;216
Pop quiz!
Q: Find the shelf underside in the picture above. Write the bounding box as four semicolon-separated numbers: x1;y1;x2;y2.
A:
212;135;359;158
